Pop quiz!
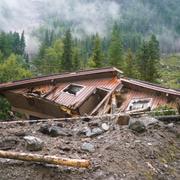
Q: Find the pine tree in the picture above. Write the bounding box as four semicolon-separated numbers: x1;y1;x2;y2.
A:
136;41;150;81
0;50;4;64
136;35;160;82
13;32;21;55
20;31;25;56
88;34;103;68
147;34;160;81
62;29;73;71
108;23;123;68
124;49;138;78
73;48;81;71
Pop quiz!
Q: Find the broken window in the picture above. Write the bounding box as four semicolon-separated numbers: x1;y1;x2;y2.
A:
127;98;152;111
63;84;84;95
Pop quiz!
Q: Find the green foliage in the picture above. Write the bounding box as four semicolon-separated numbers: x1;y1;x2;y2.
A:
136;35;160;82
124;49;139;78
152;105;176;116
62;29;73;71
0;31;26;58
0;97;11;120
109;23;123;68
34;39;64;74
88;34;103;68
159;54;180;89
0;53;32;120
72;47;81;71
0;54;32;82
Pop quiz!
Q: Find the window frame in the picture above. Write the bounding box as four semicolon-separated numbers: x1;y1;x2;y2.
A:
126;98;153;111
61;83;85;96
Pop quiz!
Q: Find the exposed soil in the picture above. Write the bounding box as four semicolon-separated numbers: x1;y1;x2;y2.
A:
0;116;179;180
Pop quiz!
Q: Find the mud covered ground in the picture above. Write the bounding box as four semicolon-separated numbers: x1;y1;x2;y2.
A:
0;116;179;180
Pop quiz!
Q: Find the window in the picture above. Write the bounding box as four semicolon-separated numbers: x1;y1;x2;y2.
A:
127;98;152;111
63;84;84;95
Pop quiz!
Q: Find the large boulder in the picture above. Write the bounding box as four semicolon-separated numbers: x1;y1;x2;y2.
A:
24;136;44;151
138;116;159;127
128;121;146;133
48;126;69;137
129;116;159;133
39;124;71;137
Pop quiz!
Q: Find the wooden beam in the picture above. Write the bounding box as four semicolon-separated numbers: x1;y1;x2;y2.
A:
111;93;117;114
0;150;90;168
90;83;123;115
99;97;110;115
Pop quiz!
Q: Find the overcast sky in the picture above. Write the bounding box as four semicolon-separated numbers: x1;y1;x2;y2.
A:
0;0;120;35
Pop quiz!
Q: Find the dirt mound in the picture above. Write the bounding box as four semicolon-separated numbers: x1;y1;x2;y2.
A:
0;116;179;180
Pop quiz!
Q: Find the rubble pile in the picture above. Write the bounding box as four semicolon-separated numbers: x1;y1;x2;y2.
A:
0;115;179;180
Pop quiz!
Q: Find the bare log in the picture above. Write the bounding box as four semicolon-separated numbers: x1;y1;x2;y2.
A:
0;150;90;168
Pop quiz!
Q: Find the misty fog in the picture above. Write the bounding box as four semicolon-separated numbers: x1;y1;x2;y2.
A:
0;0;180;54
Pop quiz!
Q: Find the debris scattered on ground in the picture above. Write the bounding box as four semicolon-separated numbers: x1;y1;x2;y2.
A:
0;115;179;180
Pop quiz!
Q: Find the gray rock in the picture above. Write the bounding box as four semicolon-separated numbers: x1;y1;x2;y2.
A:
24;136;44;151
165;123;178;134
77;127;91;136
101;123;110;131
81;142;95;152
140;116;159;127
78;127;104;137
39;124;50;135
90;128;104;137
128;121;146;133
39;124;71;137
49;126;69;137
86;128;93;137
167;123;174;128
0;137;18;150
131;116;158;127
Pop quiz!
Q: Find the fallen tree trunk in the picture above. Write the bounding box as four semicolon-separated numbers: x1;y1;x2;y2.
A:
0;150;90;168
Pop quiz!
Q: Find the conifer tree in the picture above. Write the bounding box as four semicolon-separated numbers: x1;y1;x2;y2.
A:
136;35;160;82
13;32;21;55
20;31;25;55
88;34;103;68
73;48;81;71
136;41;150;81
62;29;73;71
108;23;123;68
124;49;138;78
147;34;160;81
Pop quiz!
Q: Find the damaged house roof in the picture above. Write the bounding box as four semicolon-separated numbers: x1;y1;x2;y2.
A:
0;67;179;119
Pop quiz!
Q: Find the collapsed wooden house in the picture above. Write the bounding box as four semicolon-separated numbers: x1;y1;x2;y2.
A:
0;67;179;119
